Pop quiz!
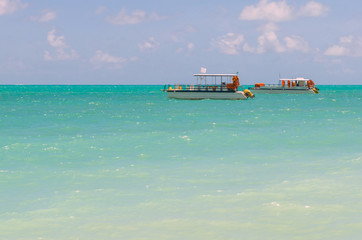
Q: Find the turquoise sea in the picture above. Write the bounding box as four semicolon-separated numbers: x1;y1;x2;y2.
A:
0;85;361;240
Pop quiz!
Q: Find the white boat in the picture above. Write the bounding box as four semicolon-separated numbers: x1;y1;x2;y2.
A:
163;74;254;100
249;77;319;94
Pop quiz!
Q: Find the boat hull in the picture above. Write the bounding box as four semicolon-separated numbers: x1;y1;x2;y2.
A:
167;90;248;100
249;87;316;94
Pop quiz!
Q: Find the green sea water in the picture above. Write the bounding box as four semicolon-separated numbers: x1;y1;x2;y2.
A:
0;85;361;240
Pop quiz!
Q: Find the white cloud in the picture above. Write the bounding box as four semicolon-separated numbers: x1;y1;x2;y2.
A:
90;50;126;69
44;49;78;61
105;8;165;25
255;30;311;54
238;1;325;54
239;0;293;22
171;25;198;53
256;31;285;53
244;23;285;53
171;25;197;43
30;11;56;22
175;42;195;54
239;0;329;22
324;46;347;56
298;1;329;17
258;22;279;32
187;42;195;51
242;43;255;53
340;36;355;44
284;35;310;52
44;29;78;61
0;0;27;15
325;35;362;57
138;37;160;52
47;29;67;48
219;23;310;54
213;33;245;55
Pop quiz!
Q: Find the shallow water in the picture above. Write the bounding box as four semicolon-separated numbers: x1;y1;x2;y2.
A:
0;85;361;239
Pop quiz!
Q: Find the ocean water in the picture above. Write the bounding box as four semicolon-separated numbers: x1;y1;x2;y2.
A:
0;85;361;240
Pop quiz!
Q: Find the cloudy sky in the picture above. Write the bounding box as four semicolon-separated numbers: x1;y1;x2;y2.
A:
1;0;362;84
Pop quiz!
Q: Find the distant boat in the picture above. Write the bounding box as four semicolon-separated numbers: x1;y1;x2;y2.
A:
162;73;254;100
249;77;319;94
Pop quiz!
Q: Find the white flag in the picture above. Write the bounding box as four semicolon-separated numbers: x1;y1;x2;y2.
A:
200;67;206;73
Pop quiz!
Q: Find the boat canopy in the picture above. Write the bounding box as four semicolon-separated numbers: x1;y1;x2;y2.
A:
279;78;311;81
194;74;236;77
192;73;239;87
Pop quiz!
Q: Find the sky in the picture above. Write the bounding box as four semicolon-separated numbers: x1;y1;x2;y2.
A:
1;0;362;85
